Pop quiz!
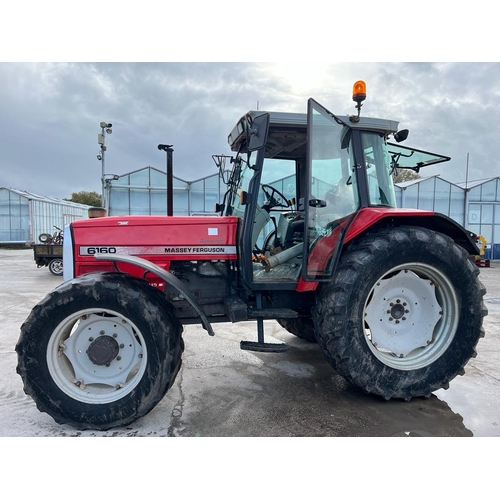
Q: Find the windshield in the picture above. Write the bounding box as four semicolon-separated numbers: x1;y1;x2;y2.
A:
362;133;397;207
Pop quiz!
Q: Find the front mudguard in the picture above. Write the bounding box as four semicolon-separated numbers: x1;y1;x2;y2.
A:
95;254;215;336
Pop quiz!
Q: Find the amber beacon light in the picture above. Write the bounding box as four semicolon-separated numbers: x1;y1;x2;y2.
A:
350;80;367;122
352;80;366;105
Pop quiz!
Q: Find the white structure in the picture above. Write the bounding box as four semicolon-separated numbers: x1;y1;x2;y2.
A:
0;187;91;244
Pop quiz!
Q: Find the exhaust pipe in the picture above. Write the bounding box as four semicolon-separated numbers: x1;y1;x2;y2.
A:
262;244;303;271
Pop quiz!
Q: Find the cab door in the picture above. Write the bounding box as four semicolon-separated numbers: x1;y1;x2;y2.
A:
302;99;360;280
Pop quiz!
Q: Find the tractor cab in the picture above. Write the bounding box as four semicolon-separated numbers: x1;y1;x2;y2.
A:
217;85;428;291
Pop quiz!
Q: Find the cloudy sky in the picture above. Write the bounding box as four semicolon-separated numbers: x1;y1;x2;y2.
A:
1;4;498;201
2;61;499;201
0;62;500;198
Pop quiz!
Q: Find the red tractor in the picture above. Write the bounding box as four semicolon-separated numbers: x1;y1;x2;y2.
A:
16;82;487;430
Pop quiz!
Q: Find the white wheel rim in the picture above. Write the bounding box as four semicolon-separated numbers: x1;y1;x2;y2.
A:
363;263;459;370
47;309;147;404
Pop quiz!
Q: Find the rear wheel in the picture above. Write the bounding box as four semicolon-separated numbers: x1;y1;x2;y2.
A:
16;273;183;430
277;318;317;343
313;226;487;400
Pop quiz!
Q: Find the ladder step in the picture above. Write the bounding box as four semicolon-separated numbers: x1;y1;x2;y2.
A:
240;341;290;353
248;308;298;319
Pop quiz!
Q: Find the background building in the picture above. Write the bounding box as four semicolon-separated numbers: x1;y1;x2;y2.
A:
5;170;500;259
395;176;500;259
107;166;224;216
0;187;90;245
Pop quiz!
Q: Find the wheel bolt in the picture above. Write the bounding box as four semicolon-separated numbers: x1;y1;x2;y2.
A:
390;302;394;306
100;330;105;335
405;309;409;314
113;333;118;338
396;299;401;304
389;317;393;321
120;344;124;349
88;337;94;342
117;356;122;361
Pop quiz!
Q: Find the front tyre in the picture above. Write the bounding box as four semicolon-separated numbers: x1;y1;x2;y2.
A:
16;273;183;430
314;226;487;400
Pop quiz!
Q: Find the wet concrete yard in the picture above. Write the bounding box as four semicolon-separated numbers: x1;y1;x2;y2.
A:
1;248;499;437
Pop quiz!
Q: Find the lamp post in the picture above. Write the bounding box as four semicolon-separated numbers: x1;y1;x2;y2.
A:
158;144;174;216
97;121;113;209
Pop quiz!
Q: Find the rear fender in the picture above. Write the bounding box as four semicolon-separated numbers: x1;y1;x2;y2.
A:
297;208;479;292
94;254;215;336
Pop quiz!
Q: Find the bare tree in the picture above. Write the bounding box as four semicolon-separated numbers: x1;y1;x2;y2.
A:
393;169;421;184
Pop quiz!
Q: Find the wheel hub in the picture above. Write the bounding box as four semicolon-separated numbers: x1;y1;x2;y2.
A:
365;269;443;357
390;303;405;320
86;336;119;366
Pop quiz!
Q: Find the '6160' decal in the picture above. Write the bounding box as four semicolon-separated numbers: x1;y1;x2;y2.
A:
80;247;117;255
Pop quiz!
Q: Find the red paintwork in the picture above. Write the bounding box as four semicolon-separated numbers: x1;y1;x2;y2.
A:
72;216;239;285
72;209;436;293
296;207;434;292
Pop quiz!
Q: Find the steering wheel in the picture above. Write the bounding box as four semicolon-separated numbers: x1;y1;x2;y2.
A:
261;184;290;209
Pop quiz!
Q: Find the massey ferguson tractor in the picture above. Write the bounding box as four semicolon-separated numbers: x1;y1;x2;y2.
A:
16;81;487;430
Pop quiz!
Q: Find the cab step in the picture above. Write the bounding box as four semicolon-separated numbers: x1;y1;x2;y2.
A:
240;292;292;353
248;307;298;319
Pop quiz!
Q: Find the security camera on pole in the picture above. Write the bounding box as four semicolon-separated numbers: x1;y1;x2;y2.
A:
97;121;113;209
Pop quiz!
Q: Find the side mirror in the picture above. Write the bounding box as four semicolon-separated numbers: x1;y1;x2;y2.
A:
248;113;270;151
394;129;409;143
309;199;327;208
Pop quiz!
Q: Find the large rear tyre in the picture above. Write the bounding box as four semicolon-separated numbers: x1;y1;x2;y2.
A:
277;318;317;343
16;273;184;430
313;226;487;400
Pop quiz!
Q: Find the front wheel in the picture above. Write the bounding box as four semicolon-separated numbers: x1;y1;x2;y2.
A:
16;273;184;430
313;226;487;400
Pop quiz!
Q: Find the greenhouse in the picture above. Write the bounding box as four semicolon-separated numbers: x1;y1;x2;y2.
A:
0;187;90;244
107;166;225;216
396;176;500;259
